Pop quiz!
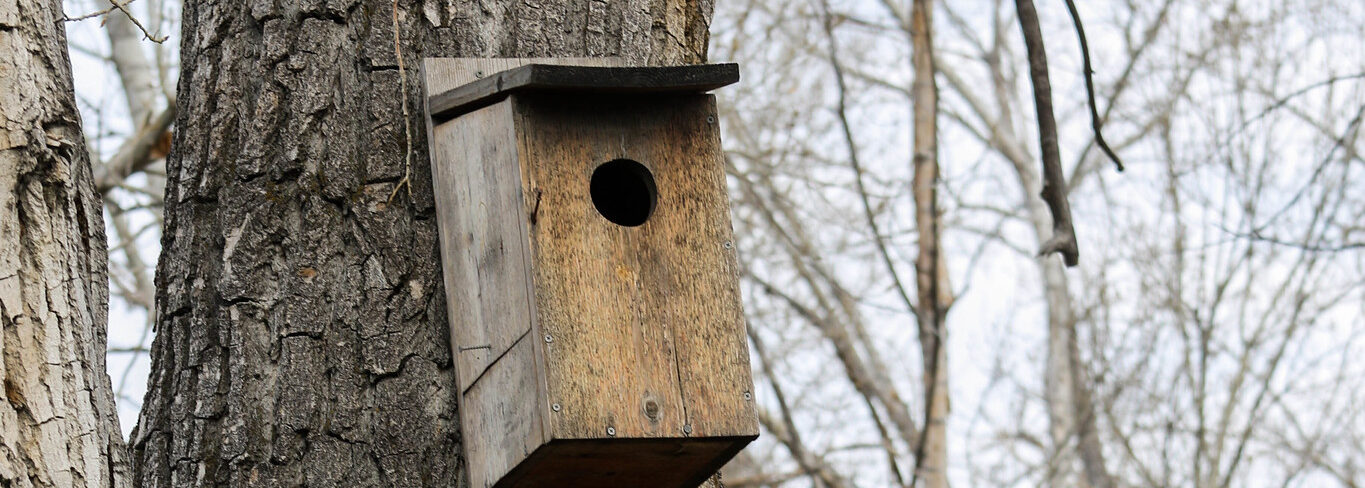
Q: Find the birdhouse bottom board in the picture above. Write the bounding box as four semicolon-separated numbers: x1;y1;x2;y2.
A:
429;90;759;488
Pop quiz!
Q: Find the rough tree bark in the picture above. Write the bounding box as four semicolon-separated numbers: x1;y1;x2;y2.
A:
909;0;952;487
0;1;132;486
130;0;717;486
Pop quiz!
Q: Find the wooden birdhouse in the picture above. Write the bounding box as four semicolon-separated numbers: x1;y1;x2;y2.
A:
421;59;759;488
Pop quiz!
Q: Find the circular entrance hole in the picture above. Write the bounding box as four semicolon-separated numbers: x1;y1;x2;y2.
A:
590;159;657;227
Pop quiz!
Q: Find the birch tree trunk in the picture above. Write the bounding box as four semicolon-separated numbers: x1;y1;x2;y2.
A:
1014;165;1112;488
909;0;951;486
0;1;131;486
130;0;717;486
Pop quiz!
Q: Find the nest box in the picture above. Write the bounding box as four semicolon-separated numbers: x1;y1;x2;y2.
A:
422;59;759;488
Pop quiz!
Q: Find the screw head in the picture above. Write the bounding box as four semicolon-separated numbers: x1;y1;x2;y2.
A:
474;70;484;78
552;403;561;412
544;334;553;343
706;115;716;124
606;427;616;436
723;241;733;250
682;424;693;435
743;391;752;401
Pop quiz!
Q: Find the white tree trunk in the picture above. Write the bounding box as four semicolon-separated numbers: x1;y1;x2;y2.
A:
0;1;131;486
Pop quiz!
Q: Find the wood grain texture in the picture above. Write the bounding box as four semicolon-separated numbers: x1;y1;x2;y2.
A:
516;93;757;443
461;336;546;488
429;100;533;393
423;62;630;395
422;58;625;101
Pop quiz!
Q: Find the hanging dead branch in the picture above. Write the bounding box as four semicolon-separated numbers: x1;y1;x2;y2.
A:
1014;0;1080;267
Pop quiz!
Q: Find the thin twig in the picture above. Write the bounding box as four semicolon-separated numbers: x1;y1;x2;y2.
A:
61;0;134;22
1232;229;1365;253
1249;102;1365;233
1015;0;1080;267
110;0;167;43
748;329;827;486
864;396;908;487
1062;0;1124;172
815;0;920;319
1224;72;1365;148
63;0;169;44
386;0;415;204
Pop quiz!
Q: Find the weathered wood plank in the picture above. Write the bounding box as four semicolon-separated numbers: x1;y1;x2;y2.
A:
421;57;624;99
515;93;758;442
462;336;546;488
428;64;741;122
641;97;757;439
430;101;532;394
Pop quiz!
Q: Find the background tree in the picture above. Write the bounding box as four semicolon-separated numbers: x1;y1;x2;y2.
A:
711;0;1364;486
0;0;130;485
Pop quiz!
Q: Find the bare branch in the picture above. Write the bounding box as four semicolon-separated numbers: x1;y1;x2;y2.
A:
1014;0;1080;267
1062;0;1125;172
95;103;175;194
63;0;168;43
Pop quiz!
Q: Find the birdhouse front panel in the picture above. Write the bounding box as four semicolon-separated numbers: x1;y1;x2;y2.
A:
514;93;757;442
423;59;758;488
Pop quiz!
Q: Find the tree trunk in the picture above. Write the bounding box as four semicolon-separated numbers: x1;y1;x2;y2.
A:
1040;255;1084;488
909;0;951;487
1013;163;1112;488
0;1;131;486
130;0;716;486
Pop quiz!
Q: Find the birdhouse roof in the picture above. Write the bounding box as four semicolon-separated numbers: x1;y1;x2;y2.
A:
426;63;739;122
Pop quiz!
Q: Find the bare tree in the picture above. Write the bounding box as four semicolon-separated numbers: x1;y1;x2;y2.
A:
710;0;1365;487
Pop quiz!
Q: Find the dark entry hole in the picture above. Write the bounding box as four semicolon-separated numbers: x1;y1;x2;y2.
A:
590;159;657;227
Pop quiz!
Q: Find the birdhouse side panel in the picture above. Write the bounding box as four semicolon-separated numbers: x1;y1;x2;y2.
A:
430;100;550;488
513;93;758;442
461;337;548;488
431;101;539;395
